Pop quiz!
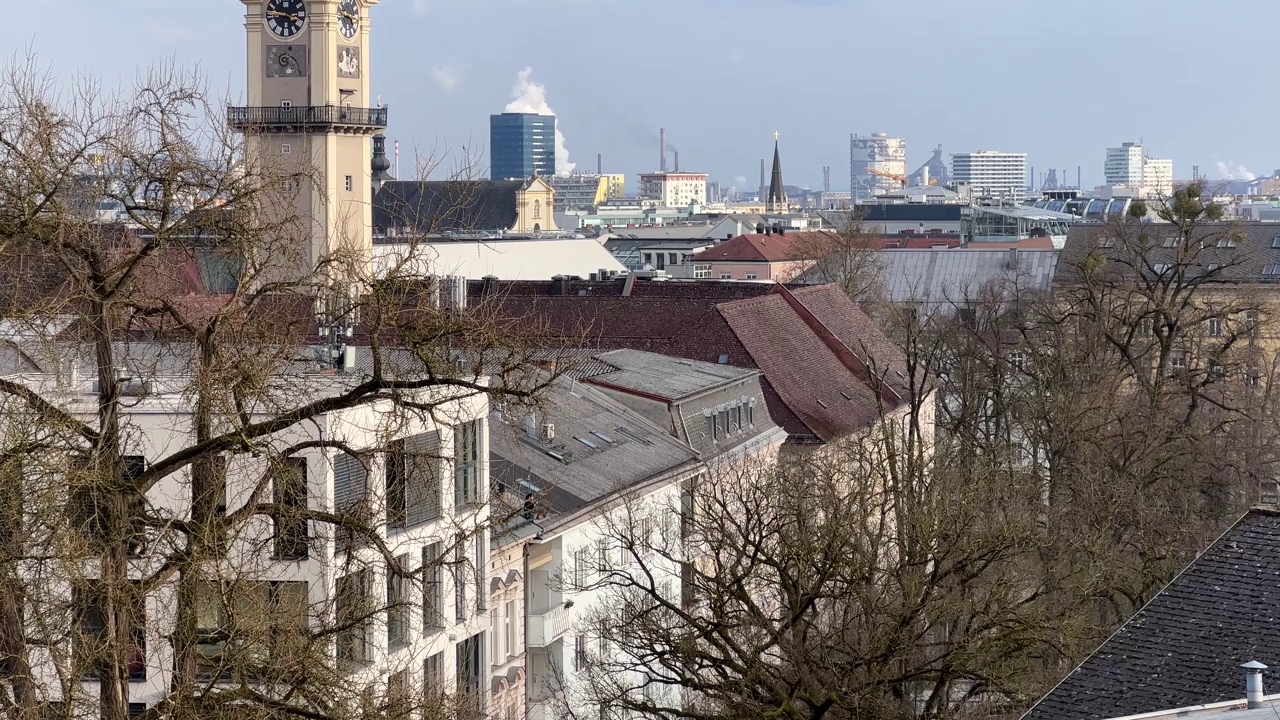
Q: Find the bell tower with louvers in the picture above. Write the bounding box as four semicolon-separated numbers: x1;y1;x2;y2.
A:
230;0;387;282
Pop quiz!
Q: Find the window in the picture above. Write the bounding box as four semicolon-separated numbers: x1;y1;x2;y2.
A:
69;455;146;549
1265;264;1280;276
388;432;443;530
283;179;296;193
715;410;726;438
746;399;755;426
423;652;445;703
281;143;292;155
693;264;711;279
345;175;353;192
638;515;653;557
598;618;611;659
597;537;612;573
1218;237;1238;248
273;457;308;559
336;570;372;668
280;100;292;109
719;273;732;279
474;532;487;613
387;670;411;720
1098;236;1115;249
454;421;481;508
74;580;146;681
1207;317;1224;337
1248;367;1262;388
195;580;307;678
1246;310;1261;337
729;405;740;433
387;554;409;649
454;535;467;621
1171;352;1187;371
422;542;444;629
642;253;652;265
745;272;758;280
668;253;678;265
1271;236;1280;249
456;634;483;718
1152;263;1172;275
1009;350;1026;371
505;600;517;659
1207;263;1221;273
1161;237;1181;248
574;547;590;589
333;452;368;552
574;635;589;671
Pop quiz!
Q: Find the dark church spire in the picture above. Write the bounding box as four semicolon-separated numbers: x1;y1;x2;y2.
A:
371;134;395;193
766;132;788;213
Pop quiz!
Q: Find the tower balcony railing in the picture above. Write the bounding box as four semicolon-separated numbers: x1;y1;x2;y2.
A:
227;105;389;132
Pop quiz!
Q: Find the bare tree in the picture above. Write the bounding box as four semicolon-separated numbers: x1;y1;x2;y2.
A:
0;56;561;720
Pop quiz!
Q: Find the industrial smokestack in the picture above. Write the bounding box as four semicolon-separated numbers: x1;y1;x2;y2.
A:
674;151;680;173
823;166;831;193
760;158;766;200
597;153;602;175
1243;662;1267;709
1078;166;1082;191
660;128;667;172
1030;165;1035;191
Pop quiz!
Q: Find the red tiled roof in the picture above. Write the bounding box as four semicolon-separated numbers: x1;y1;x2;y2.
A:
698;232;836;263
470;278;909;442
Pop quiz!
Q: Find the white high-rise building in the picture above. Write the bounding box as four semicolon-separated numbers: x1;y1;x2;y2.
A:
951;151;1028;202
1106;142;1145;186
1105;142;1174;198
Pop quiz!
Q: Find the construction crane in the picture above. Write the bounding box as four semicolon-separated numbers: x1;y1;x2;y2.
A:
867;167;937;187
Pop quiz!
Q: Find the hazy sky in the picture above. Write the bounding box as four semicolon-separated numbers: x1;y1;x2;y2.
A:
10;0;1278;190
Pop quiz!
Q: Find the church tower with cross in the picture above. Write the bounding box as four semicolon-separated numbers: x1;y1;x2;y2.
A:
766;132;790;214
229;0;387;283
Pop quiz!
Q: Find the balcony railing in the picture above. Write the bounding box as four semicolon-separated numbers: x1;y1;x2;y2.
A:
227;106;389;131
526;602;572;648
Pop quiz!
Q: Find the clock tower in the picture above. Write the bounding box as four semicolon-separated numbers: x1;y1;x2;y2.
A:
230;0;386;284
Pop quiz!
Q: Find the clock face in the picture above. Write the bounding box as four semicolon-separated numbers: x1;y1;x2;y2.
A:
265;0;307;39
338;0;360;40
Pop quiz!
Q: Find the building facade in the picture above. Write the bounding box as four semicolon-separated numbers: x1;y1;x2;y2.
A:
1105;142;1174;198
6;367;492;719
851;133;908;200
638;172;709;208
546;174;623;211
490;113;556;181
951;150;1028;202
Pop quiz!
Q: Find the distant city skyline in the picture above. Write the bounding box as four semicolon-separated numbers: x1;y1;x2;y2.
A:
10;0;1280;191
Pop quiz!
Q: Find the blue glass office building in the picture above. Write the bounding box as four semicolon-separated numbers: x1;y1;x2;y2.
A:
490;112;556;180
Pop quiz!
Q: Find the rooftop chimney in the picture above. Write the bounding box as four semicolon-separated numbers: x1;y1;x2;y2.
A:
1243;661;1267;709
674;151;680;173
660;128;668;173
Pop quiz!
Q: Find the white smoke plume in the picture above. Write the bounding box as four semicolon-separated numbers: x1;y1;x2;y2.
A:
1215;160;1257;181
504;67;574;175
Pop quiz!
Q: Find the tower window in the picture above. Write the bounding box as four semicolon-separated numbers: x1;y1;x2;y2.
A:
345;176;353;192
280;100;292;109
283;180;296;193
281;143;292;155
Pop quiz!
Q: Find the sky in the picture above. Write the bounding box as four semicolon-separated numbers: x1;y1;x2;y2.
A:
10;0;1279;191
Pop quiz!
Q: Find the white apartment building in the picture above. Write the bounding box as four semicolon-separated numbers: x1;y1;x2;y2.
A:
638;172;709;208
1105;142;1174;198
488;353;788;720
951;150;1028;202
2;359;492;719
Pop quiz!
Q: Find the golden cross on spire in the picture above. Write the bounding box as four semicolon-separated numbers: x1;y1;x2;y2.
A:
773;131;780;141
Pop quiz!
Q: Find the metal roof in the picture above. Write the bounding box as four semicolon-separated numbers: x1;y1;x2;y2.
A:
373;237;625;281
878;248;1059;305
587;349;759;401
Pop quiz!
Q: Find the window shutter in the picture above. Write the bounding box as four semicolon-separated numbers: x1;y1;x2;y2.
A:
333;453;368;513
405;432;442;526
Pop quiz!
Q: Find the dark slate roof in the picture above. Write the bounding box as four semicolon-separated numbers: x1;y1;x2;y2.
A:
467;278;911;443
1023;509;1280;720
489;376;698;520
1056;221;1280;286
373;180;525;235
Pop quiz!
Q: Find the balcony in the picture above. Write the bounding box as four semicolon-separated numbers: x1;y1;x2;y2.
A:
526;602;572;648
227;106;389;134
